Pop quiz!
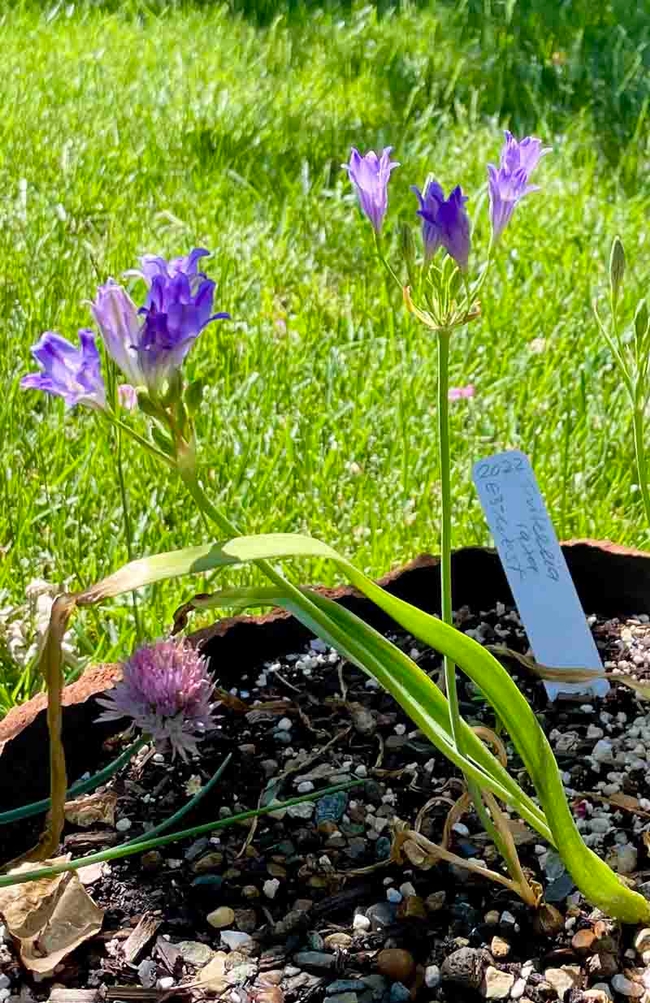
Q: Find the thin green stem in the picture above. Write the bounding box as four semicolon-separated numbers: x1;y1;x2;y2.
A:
632;403;650;529
0;738;146;827
0;781;362;888
437;330;461;748
114;421;141;641
124;752;232;846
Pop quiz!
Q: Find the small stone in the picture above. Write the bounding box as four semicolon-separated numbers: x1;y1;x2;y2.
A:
543;966;581;998
292;952;336;971
572;928;596;953
583;992;612;1003
198;953;228;992
424;966;441;990
256;989;284;1003
138;959;157;988
635;928;650;954
366;902;396;930
325;994;358;1003
353;913;371;933
386;888;402;904
500;910;516;926
207;907;236;930
327;981;364;994
226;961;259;984
608;843;638;874
243;884;261;900
490;936;510;959
510;978;527;1000
484;910;500;926
362;975;389;1001
0;980;9;992
376;949;415;984
234;909;258;934
140;850;163;873
307;931;325;951
324;933;353;950
193;852;224;874
277;717;293;731
425;891;446;913
480;967;514;999
398;895;427;921
611;975;643;998
177;941;216;966
389;983;410;1003
287;802;315;820
116;817;132;832
441;947;490;991
221;930;253;951
156;977;174;991
263;879;281;900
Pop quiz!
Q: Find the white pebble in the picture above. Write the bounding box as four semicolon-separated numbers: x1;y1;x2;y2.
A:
400;881;417;897
116;818;132;832
394;724;406;736
221;930;253;951
500;910;516;925
386;888;403;904
353;913;371;932
156;978;174;991
153;752;165;763
452;822;470;837
277;717;293;731
297;781;314;794
263;878;281;900
611;974;643;997
424;966;441;989
355;764;368;778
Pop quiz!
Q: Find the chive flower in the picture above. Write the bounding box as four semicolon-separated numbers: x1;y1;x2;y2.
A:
20;329;106;410
96;639;217;760
91;248;230;395
344;147;399;233
488;131;551;242
412;180;471;271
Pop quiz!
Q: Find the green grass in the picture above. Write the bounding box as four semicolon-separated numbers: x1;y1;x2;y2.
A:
2;0;650;711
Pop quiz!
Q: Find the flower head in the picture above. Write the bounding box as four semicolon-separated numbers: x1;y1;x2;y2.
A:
96;639;216;760
488;131;551;241
92;249;230;395
448;384;475;402
412;180;471;271
344;147;399;233
21;329;106;410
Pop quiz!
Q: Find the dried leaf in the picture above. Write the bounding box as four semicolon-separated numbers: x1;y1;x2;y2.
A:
64;791;117;828
0;859;103;976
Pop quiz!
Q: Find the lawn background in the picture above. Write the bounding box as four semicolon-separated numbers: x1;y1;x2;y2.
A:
2;0;650;708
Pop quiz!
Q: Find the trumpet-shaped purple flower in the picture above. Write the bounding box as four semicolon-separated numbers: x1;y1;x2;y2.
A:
21;329;106;410
412;180;471;271
92;248;230;394
488;131;551;241
344;147;399;233
96;639;217;760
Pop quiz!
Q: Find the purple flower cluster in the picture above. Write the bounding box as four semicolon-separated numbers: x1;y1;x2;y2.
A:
343;147;399;234
21;329;106;410
22;248;229;410
412;180;470;271
488;131;551;242
96;638;217;760
344;131;549;269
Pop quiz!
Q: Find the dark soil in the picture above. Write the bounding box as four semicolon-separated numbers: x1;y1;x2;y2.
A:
2;605;650;1003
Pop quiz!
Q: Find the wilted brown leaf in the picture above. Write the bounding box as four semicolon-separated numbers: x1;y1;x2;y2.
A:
0;859;103;976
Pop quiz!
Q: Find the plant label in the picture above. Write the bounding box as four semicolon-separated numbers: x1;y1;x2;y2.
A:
472;449;608;699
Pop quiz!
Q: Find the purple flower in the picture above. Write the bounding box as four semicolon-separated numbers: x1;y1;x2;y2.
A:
344;147;399;233
412;181;471;271
21;329;106;410
92;248;230;394
96;639;217;760
488;131;551;241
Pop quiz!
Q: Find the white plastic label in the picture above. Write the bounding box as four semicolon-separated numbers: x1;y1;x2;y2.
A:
472;449;608;700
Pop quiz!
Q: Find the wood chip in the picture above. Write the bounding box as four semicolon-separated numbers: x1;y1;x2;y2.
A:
49;991;103;1003
122;913;163;964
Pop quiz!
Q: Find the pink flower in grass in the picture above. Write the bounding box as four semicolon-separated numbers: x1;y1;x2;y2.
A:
448;384;475;402
96;639;216;760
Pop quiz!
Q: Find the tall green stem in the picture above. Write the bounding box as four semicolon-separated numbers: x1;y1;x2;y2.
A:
114;423;141;641
632;403;650;529
437;329;460;747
